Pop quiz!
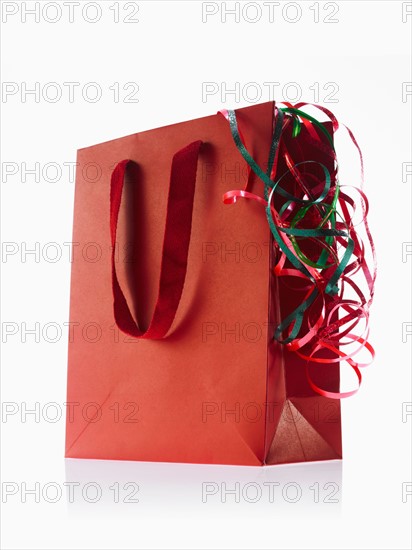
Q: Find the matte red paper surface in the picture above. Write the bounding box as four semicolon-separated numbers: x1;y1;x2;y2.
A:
65;102;341;465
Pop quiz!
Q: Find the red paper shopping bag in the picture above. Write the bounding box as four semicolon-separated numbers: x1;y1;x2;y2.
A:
65;100;373;465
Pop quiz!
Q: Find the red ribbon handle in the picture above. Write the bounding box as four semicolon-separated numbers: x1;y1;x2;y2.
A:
110;140;203;339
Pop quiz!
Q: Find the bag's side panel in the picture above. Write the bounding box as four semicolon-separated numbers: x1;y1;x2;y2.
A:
65;102;275;465
265;121;342;464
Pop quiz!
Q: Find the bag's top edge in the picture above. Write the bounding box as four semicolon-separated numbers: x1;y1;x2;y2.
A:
77;101;276;152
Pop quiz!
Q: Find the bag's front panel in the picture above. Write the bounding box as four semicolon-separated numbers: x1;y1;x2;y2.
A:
65;102;278;465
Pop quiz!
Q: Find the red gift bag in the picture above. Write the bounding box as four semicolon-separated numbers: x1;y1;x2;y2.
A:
65;101;374;465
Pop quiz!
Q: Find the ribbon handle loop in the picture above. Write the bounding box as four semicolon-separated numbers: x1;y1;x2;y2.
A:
110;140;203;339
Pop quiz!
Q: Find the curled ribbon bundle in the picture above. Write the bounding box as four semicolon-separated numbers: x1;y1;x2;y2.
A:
220;102;376;399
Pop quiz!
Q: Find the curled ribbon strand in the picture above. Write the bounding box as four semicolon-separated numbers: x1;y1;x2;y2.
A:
220;102;376;399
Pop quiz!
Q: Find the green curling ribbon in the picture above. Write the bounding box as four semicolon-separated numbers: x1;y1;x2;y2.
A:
265;107;284;200
291;114;302;138
226;108;354;344
274;286;319;343
280;107;334;148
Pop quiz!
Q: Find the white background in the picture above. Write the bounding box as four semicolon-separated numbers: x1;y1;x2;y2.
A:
1;1;411;549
